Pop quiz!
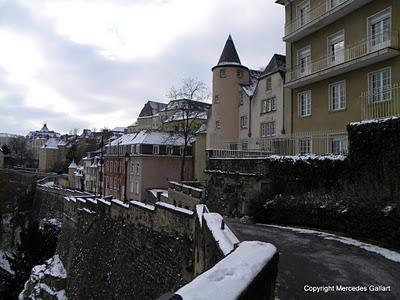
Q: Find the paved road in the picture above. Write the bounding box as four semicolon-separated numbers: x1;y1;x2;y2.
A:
226;220;400;300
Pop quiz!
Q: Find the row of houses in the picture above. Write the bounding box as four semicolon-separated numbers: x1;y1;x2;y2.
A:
207;0;400;155
68;98;210;203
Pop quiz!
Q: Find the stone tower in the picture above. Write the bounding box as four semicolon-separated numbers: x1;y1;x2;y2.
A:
207;35;250;149
68;160;78;188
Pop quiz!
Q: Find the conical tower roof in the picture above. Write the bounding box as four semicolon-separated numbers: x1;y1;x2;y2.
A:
217;35;241;65
68;160;78;169
40;123;50;132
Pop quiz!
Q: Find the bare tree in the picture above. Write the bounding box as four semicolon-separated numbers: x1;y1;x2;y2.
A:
167;77;210;101
166;78;210;181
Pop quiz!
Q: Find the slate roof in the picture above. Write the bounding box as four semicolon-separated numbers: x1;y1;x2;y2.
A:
262;54;286;77
216;35;242;66
138;101;168;118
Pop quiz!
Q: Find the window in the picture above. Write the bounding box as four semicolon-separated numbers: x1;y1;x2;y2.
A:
299;138;311;155
240;91;244;105
130;180;134;193
214;95;220;103
330;136;347;154
329;0;345;9
261;97;277;113
237;70;242;78
216;120;221;129
130;163;134;174
368;8;391;51
329;81;346;111
242;140;248;150
266;77;272;91
153;145;159;154
220;69;227;78
298;91;311;117
260;122;276;137
135;163;140;175
168;146;174;155
298;47;311;76
369;68;391;102
328;32;344;65
297;1;310;27
229;144;238;150
240;116;248;129
135;182;139;195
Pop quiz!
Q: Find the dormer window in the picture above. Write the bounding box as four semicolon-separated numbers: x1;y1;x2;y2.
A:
220;69;227;78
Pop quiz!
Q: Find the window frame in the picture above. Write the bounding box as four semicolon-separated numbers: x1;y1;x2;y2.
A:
296;0;310;27
298;46;311;76
153;145;159;155
327;30;345;66
368;67;392;103
240;115;248;129
298;90;312;117
266;77;272;91
329;80;346;111
220;69;227;78
299;137;311;155
367;7;392;52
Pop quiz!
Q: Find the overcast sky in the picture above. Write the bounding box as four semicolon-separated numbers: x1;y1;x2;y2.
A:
0;0;284;135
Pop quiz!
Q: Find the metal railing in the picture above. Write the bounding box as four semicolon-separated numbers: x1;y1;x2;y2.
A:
286;31;399;83
208;130;348;158
285;0;348;36
361;82;400;120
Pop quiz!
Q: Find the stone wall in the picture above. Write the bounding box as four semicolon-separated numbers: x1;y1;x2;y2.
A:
204;118;400;249
0;169;47;250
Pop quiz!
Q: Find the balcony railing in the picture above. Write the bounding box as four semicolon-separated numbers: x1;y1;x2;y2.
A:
285;0;348;37
361;83;400;120
208;130;348;157
286;31;399;84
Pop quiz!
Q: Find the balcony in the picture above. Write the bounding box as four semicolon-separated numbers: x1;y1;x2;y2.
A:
285;31;400;88
284;0;373;42
361;83;400;121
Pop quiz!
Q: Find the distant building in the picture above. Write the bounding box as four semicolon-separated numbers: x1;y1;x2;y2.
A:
27;124;60;161
127;99;210;134
103;130;194;201
82;150;103;195
38;135;77;172
0;133;20;148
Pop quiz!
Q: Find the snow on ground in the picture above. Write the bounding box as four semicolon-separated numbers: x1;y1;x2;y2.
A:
263;224;400;263
177;241;277;300
0;250;14;274
42;181;55;187
203;213;239;255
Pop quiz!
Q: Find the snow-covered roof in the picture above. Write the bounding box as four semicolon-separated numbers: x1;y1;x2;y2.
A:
0;133;20;138
164;111;208;123
196;124;207;134
68;160;78;169
42;138;60;149
109;130;186;147
241;69;263;97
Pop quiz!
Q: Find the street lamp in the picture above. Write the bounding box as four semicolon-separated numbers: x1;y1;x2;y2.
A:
124;152;129;202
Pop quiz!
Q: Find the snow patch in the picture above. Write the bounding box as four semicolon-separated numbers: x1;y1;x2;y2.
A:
155;202;194;215
177;241;277;300
0;250;14;274
203;213;239;255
